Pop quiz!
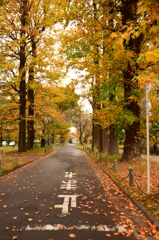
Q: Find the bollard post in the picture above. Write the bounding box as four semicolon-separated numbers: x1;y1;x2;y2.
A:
96;152;98;158
31;148;33;153
1;150;3;155
105;155;108;166
114;160;117;173
15;154;17;165
129;168;133;186
93;150;95;156
100;153;102;161
45;147;46;153
0;158;2;170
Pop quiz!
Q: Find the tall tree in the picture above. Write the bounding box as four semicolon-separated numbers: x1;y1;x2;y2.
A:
119;0;144;161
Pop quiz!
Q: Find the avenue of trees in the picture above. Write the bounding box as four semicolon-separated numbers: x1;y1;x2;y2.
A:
0;0;79;151
61;0;159;161
0;0;159;161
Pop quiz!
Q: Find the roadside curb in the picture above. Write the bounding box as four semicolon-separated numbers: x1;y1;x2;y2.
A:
83;150;159;237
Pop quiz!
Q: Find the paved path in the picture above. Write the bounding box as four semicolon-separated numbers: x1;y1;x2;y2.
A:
0;146;157;239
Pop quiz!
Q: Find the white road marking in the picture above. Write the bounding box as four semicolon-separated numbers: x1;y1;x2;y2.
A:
65;172;76;178
54;195;77;213
13;224;127;232
60;180;77;190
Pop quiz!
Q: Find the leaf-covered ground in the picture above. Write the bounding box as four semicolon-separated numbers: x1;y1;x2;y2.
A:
82;146;159;222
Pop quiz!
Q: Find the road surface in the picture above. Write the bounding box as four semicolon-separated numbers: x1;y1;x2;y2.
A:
0;146;156;239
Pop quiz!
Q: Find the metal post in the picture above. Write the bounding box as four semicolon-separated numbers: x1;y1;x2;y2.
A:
114;160;117;173
129;168;133;186
15;154;17;165
0;158;1;170
105;155;108;166
146;83;150;194
100;153;102;161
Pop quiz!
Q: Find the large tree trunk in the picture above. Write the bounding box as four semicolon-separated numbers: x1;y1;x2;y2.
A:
27;38;36;150
98;125;103;152
92;121;98;151
27;78;34;150
18;1;27;152
108;126;118;155
102;128;108;153
120;0;144;161
41;138;45;147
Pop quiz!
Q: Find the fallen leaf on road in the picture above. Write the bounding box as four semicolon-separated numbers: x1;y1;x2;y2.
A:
35;212;40;215
25;213;29;216
5;212;9;215
6;226;9;230
114;232;119;236
12;237;18;240
69;233;76;238
69;227;74;230
13;216;17;220
28;218;33;222
3;205;7;208
102;213;107;216
24;200;27;203
58;225;63;229
46;214;50;217
106;233;111;237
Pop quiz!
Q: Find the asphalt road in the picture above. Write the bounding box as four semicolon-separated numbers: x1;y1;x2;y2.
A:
0;146;154;240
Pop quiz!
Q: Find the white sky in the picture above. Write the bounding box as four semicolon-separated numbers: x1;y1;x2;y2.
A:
63;69;92;113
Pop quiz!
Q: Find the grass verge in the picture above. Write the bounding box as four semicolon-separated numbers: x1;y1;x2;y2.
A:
0;147;53;177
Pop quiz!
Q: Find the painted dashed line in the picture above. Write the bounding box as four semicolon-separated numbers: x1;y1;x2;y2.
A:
13;224;127;232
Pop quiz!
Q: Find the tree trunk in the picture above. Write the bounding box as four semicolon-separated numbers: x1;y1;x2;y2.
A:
52;134;55;144
0;122;2;146
27;38;36;150
92;121;98;151
120;0;143;161
98;125;103;152
41;138;45;147
27;66;35;150
102;128;108;153
93;123;98;146
108;126;118;155
18;0;28;152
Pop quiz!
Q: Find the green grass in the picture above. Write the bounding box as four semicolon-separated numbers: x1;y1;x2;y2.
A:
0;146;18;151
